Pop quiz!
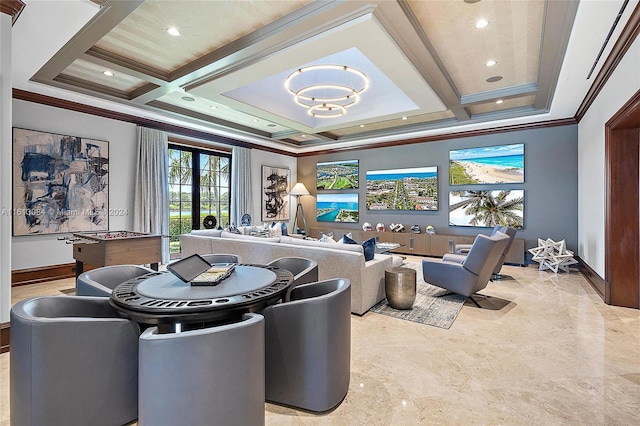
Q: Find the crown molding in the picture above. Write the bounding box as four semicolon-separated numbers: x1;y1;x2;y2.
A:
1;0;25;25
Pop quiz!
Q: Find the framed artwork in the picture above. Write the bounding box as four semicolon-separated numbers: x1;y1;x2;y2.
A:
316;193;359;223
449;143;524;185
316;159;359;190
12;127;109;236
261;165;290;222
366;166;438;210
449;190;524;228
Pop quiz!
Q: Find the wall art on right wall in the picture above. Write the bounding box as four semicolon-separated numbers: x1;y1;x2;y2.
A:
449;143;524;185
449;190;524;229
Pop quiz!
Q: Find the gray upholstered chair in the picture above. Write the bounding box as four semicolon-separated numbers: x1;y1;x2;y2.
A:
454;225;503;254
263;278;351;412
76;264;155;297
200;253;242;264
266;256;319;301
446;226;517;277
138;313;265;426
422;233;510;298
10;296;140;426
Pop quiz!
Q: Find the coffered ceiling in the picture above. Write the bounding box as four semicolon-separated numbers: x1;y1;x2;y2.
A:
11;0;634;153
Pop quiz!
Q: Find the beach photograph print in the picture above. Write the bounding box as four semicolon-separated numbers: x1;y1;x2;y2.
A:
449;190;524;229
449;143;524;185
12;127;109;236
366;166;438;211
316;159;359;190
316;193;359;223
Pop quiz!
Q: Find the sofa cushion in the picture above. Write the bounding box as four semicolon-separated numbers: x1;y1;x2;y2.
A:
343;235;376;261
190;229;222;237
280;236;363;254
221;231;280;243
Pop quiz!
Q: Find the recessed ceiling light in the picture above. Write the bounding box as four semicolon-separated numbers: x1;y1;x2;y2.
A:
401;116;408;120
496;99;504;104
267;124;276;127
475;19;489;29
181;96;195;102
301;135;307;138
359;124;365;128
102;70;114;77
486;76;503;83
166;27;181;36
209;105;217;109
485;60;497;67
252;119;259;123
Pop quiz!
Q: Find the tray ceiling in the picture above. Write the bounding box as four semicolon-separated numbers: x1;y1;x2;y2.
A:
30;0;580;151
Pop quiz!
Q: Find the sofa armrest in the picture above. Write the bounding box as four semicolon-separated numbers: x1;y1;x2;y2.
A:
179;234;215;258
352;254;394;315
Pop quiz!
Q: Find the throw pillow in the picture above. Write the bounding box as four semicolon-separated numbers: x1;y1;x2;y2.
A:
319;232;336;243
337;232;352;244
343;235;376;261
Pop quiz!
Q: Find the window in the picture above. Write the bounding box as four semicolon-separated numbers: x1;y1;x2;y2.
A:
168;144;231;254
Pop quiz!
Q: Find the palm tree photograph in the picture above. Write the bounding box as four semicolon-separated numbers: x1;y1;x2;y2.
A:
449;190;524;228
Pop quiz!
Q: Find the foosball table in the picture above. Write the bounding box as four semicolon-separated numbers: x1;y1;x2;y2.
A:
71;231;162;277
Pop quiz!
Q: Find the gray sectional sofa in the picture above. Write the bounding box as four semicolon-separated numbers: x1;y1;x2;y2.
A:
179;229;401;315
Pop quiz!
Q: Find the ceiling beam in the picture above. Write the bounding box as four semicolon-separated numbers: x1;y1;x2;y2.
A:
461;83;539;106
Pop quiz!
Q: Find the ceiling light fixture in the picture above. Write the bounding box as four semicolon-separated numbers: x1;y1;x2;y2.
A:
284;64;369;118
166;27;181;36
210;105;217;109
359;124;365;128
401;116;408;120
475;19;489;29
181;96;195;102
496;99;504;104
102;70;114;77
485;60;497;67
486;76;503;83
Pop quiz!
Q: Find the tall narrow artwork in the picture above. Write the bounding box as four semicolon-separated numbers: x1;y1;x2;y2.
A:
449;144;524;185
12;128;109;236
261;166;290;222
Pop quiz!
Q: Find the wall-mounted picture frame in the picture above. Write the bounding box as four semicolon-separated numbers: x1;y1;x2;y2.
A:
449;143;524;185
261;165;290;222
316;193;359;223
316;159;359;190
366;166;438;211
449;190;524;228
12;127;109;236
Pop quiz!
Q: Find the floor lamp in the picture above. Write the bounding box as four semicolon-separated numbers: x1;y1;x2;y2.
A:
290;182;310;235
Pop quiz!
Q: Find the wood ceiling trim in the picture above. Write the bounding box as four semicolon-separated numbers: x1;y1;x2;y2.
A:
381;1;468;121
534;0;580;111
1;0;25;25
53;74;131;100
146;100;273;139
575;2;640;122
461;83;538;106
84;47;170;83
12;89;293;156
31;1;144;83
296;118;577;157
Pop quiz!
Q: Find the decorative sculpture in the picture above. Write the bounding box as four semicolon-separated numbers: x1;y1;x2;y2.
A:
389;223;404;232
528;238;578;273
410;225;421;234
376;223;385;232
362;222;372;231
425;225;436;235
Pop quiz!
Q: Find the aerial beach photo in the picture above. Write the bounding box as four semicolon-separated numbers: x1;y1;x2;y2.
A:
316;193;359;222
449;143;524;185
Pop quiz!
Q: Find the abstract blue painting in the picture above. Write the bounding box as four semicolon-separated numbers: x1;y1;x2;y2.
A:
12;128;109;236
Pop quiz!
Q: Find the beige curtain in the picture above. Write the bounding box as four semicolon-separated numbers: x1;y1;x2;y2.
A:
133;126;169;263
231;146;252;226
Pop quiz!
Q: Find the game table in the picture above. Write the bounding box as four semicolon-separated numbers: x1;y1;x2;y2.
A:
72;231;162;277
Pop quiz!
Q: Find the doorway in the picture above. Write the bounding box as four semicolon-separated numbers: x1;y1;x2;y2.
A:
605;90;640;308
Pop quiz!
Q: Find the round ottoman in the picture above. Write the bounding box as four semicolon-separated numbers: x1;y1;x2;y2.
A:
385;267;417;310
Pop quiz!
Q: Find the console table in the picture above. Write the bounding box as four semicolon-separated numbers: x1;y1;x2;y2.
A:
309;227;525;265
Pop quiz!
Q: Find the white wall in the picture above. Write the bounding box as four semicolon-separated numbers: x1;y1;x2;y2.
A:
577;36;640;276
11;99;138;270
11;99;298;270
1;13;13;323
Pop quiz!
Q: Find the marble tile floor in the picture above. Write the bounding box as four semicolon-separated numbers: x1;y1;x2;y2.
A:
1;261;639;425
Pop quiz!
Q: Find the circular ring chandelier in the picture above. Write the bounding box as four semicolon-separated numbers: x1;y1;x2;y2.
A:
284;64;369;118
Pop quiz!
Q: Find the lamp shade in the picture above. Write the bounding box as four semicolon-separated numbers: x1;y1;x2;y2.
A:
290;182;310;196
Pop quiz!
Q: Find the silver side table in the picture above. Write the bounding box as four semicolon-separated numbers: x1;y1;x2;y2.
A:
385;267;417;310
